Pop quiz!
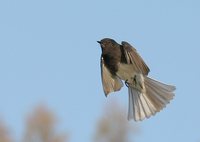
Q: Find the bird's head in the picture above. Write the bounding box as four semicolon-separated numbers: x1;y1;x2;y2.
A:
97;38;117;50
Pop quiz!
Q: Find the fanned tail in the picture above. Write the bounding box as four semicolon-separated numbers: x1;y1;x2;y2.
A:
128;76;175;121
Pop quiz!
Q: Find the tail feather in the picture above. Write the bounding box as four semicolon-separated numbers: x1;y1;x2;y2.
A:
128;76;175;121
128;88;157;121
146;78;175;103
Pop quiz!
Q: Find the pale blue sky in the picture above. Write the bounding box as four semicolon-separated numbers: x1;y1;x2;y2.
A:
0;0;200;142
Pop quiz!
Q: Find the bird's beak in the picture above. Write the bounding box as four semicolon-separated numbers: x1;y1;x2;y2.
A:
97;41;101;44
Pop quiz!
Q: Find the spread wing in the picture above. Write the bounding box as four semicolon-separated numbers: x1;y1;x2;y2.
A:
101;56;123;96
121;41;150;75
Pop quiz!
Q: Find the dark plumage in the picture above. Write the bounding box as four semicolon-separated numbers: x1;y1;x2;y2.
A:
97;38;176;121
98;39;121;75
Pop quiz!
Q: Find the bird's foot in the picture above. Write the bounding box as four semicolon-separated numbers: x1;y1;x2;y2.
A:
125;80;129;87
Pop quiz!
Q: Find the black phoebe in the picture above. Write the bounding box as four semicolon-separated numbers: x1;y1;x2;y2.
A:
97;38;176;121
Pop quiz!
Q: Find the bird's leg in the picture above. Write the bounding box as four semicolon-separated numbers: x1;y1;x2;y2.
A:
130;74;145;92
125;76;137;88
125;79;129;87
133;75;137;86
125;74;145;92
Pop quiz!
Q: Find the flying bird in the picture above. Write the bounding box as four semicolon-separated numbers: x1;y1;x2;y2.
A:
97;38;175;121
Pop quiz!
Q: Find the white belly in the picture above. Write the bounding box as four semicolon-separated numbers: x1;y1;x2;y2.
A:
117;63;145;92
116;63;137;81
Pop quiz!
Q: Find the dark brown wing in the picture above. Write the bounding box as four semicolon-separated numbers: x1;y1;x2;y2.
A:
121;41;150;75
101;56;123;96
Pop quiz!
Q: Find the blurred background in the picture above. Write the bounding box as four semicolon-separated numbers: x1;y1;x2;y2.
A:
0;0;200;142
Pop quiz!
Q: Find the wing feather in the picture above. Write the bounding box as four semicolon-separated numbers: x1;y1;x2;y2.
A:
121;41;150;75
101;56;123;96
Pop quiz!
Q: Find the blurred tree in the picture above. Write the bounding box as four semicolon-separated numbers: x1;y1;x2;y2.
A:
0;120;13;142
94;100;138;142
23;105;67;142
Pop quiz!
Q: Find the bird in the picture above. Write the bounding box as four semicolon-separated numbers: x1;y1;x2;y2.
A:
97;38;176;121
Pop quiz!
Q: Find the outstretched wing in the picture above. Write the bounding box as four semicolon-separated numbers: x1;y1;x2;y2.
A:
121;41;150;75
101;56;123;96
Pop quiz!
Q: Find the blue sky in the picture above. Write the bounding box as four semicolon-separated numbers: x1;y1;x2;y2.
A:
0;0;200;142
